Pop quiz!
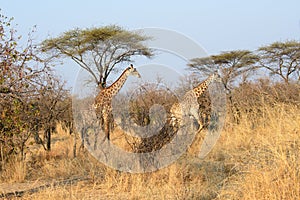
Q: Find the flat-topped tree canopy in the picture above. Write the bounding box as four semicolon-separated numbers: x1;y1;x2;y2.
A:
189;50;259;92
41;25;154;89
257;40;300;83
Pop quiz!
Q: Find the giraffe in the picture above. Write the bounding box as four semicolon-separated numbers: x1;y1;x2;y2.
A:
170;72;221;130
93;64;141;140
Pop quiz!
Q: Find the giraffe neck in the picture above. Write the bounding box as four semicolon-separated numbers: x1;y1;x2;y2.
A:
105;68;129;96
192;74;215;98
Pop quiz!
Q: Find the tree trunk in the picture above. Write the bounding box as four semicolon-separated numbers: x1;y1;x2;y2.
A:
44;128;51;151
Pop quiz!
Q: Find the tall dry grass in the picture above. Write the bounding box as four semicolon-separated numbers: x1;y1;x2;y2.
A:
212;101;300;199
1;82;300;199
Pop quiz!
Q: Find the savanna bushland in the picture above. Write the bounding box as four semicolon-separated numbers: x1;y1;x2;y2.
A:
1;12;300;199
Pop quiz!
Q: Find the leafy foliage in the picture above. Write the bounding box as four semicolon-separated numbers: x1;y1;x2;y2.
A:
41;25;153;89
189;50;259;92
257;40;300;83
0;13;69;166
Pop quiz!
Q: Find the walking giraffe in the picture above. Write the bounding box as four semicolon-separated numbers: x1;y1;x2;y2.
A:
93;64;141;140
170;72;221;129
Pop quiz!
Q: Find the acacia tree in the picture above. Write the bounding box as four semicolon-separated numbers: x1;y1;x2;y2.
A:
189;50;259;92
188;50;259;123
257;40;300;83
41;25;153;89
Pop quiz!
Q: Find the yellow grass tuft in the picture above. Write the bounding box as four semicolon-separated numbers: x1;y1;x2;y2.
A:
1;101;300;199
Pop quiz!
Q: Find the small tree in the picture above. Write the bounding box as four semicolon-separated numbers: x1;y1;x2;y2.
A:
257;40;300;83
188;50;259;123
0;13;43;162
41;25;153;89
0;12;70;167
189;50;259;92
37;76;70;151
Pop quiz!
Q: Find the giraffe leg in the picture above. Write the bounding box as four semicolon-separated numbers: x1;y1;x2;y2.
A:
96;107;105;130
103;112;110;140
108;112;114;133
189;106;201;130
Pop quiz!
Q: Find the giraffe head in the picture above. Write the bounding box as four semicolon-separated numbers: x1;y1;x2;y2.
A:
209;71;222;83
126;64;141;78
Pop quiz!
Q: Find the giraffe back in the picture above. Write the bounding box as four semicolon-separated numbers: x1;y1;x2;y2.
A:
170;72;221;126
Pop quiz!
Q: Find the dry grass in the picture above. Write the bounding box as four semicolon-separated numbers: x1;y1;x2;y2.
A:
215;103;300;199
1;100;300;199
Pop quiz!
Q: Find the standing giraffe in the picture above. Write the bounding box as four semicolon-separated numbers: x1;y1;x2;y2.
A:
94;64;141;140
170;72;221;129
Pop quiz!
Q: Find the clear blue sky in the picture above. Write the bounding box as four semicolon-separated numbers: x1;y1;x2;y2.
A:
2;0;300;86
